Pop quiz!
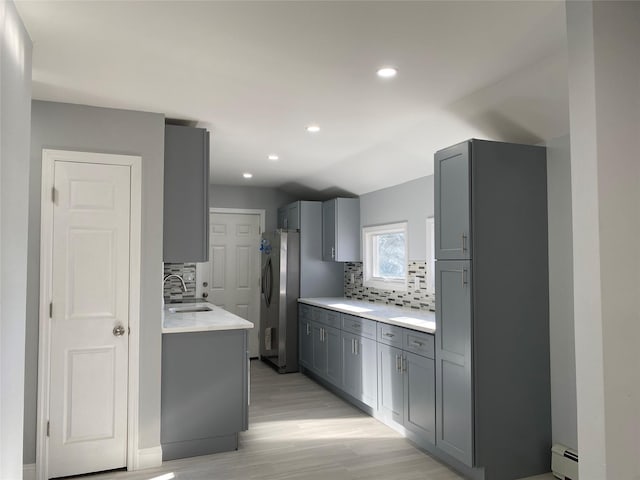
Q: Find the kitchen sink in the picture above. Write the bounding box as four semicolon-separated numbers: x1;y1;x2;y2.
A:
168;306;213;313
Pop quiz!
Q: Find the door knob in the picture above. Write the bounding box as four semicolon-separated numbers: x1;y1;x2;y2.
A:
113;325;126;337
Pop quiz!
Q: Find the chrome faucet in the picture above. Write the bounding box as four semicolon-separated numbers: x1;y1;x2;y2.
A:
163;274;188;292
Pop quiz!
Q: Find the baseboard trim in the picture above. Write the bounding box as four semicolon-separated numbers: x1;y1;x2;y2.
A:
135;446;163;470
23;464;36;480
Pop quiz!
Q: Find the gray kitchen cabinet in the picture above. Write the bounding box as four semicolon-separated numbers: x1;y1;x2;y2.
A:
277;206;287;229
404;351;436;446
434;141;470;260
322;197;360;262
435;259;473;465
299;315;313;369
377;343;404;425
310;319;342;387
161;329;248;460
434;139;551;480
277;202;301;230
342;331;377;409
163;124;210;263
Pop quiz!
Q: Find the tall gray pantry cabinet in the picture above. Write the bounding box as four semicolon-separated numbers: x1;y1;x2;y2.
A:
434;140;551;480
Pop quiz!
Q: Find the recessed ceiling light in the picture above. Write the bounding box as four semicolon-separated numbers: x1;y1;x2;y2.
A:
268;154;279;161
306;125;320;133
243;172;253;179
377;67;398;78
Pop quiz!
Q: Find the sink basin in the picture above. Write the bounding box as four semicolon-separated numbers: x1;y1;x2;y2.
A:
169;306;213;313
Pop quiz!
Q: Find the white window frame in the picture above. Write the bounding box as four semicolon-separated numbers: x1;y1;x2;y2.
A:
362;222;408;291
426;217;435;293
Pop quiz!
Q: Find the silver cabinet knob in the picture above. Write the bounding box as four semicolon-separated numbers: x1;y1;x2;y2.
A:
113;325;126;337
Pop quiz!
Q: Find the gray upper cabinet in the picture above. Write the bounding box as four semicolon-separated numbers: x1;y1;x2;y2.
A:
434;139;551;480
434;142;471;260
277;206;287;229
322;197;360;262
277;202;301;230
163;124;210;263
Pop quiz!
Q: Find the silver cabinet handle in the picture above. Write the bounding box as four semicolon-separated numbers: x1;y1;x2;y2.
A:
331;246;335;259
355;341;359;356
384;332;395;338
462;268;468;287
411;340;424;347
402;356;407;372
113;325;126;337
321;328;324;342
462;233;468;251
306;323;310;335
395;354;401;372
352;322;361;329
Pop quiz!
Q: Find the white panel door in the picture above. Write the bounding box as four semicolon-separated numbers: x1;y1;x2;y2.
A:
48;161;131;478
199;212;260;356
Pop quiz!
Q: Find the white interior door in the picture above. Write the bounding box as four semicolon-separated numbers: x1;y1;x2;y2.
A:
197;212;261;357
48;160;131;478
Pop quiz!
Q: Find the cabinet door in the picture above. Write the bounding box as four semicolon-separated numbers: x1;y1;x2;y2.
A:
325;325;342;387
377;343;403;425
277;207;287;229
163;125;210;262
299;318;313;368
322;199;336;261
404;352;435;444
435;260;473;466
311;322;326;377
435;142;471;260
342;332;361;399
287;202;300;230
359;336;378;409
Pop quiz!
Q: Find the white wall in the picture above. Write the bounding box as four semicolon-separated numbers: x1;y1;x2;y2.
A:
24;101;165;464
546;134;577;450
566;2;640;478
209;184;297;232
0;1;32;478
359;176;434;261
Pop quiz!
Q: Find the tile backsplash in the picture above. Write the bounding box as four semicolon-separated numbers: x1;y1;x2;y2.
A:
344;261;435;311
163;263;197;301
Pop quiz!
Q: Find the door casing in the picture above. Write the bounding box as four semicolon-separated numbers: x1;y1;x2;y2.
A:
36;149;142;480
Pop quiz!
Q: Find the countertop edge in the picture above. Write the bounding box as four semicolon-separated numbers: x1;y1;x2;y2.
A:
297;298;436;335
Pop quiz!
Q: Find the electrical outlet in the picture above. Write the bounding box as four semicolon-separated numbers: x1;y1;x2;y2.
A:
184;272;195;282
350;273;355;284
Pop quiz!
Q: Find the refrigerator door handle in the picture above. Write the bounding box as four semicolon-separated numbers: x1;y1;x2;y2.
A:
266;257;273;306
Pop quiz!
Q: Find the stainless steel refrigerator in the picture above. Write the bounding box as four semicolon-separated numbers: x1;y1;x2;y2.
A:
259;230;300;373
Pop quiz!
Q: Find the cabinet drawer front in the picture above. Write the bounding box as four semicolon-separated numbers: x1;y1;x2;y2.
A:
342;314;376;339
299;304;312;321
377;323;404;347
312;307;340;329
403;330;435;359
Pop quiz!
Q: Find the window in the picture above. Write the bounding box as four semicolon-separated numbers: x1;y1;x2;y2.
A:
363;222;408;291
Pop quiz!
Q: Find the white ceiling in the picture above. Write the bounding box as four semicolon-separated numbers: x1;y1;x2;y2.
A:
16;0;569;197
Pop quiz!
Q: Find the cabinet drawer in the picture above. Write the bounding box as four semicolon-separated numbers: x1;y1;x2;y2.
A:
341;314;376;339
312;307;341;329
299;304;312;321
377;323;404;348
403;330;435;359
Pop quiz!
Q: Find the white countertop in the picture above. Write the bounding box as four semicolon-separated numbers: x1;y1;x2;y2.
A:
162;302;254;334
298;297;436;334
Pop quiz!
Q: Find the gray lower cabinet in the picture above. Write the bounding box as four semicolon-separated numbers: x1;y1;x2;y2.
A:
311;321;342;386
299;316;313;368
378;338;436;445
342;332;377;408
161;329;248;460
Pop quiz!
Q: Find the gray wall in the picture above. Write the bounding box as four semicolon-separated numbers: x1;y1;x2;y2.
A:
360;176;434;261
209;184;297;232
0;2;32;477
24;101;165;463
546;134;577;450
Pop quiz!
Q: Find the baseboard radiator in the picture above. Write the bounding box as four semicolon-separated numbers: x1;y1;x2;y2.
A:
552;444;578;480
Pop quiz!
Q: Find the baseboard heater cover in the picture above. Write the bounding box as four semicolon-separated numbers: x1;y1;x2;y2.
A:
552;443;578;480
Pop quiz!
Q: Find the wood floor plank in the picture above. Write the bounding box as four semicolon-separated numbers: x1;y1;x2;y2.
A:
73;360;548;480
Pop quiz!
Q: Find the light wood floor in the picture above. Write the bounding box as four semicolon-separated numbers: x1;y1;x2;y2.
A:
80;360;555;480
